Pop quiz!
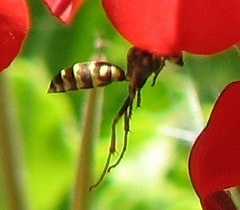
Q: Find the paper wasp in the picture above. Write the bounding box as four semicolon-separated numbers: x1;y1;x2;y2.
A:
48;47;183;190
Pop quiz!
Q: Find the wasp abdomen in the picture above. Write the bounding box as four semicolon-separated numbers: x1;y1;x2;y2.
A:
48;61;126;93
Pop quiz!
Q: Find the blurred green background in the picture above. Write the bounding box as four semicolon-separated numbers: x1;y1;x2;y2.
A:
1;0;240;209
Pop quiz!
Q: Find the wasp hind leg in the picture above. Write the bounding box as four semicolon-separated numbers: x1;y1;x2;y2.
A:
107;104;131;172
89;151;112;191
107;92;134;172
89;96;131;190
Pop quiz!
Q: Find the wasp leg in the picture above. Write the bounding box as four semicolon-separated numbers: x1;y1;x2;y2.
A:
89;152;112;191
108;101;131;172
110;96;131;153
107;91;135;172
151;58;166;87
89;96;131;190
107;96;131;171
137;89;141;107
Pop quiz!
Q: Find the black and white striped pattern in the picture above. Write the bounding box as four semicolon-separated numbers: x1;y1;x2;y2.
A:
48;61;126;93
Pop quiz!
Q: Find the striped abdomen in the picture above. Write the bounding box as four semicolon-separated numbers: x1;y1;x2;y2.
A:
48;61;126;93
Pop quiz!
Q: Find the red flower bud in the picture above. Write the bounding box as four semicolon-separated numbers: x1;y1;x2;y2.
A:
103;0;240;55
0;1;29;71
189;82;240;209
43;0;85;24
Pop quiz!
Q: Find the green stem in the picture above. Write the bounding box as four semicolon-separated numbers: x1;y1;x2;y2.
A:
0;72;29;210
72;87;104;210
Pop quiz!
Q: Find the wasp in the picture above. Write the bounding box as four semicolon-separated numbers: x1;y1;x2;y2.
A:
48;47;183;190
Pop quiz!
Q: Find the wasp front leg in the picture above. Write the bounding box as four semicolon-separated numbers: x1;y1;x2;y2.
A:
151;57;166;87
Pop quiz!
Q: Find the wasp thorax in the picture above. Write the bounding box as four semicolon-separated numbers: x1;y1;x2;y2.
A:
48;61;126;93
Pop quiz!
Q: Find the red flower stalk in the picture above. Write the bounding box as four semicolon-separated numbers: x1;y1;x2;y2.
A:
189;82;240;209
0;1;29;71
102;0;240;55
43;0;85;24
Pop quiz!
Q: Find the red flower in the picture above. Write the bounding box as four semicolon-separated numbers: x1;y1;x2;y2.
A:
43;0;85;24
189;82;240;209
0;1;29;71
102;0;240;55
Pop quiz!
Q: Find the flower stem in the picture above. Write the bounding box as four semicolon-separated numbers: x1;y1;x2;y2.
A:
71;38;108;210
72;87;104;210
0;72;29;210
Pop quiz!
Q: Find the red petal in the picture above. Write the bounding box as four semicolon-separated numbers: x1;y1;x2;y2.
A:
0;1;29;71
43;0;85;24
103;0;181;55
103;0;240;55
181;0;240;54
189;82;240;204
